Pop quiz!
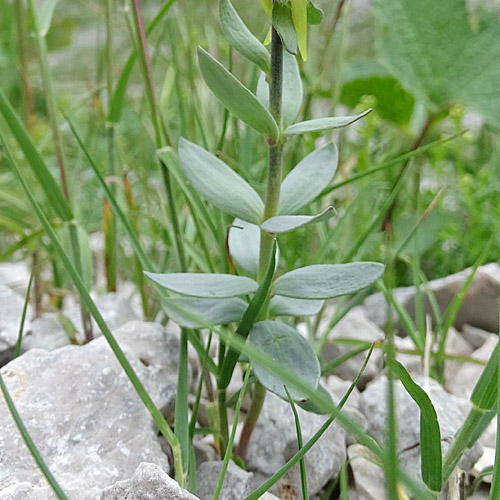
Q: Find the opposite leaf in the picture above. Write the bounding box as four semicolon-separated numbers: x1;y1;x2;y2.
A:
270;296;324;316
162;297;247;329
144;271;258;298
197;47;278;138
279;142;338;215
249;320;321;400
256;50;303;128
261;206;335;233
273;1;298;55
176;138;264;224
284;109;372;136
219;0;270;73
273;262;385;299
228;218;280;277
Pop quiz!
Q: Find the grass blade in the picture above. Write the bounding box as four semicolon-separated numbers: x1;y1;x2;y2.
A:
14;271;34;358
388;359;442;491
284;385;308;500
0;371;69;500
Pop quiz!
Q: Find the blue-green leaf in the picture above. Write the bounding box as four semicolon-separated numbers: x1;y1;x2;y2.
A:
249;320;320;400
144;272;258;298
197;47;278;138
279;143;338;215
219;0;270;73
273;2;298;55
174;139;264;224
270;296;324;316
273;263;385;299
261;206;335;233
283;109;372;136
162;297;247;329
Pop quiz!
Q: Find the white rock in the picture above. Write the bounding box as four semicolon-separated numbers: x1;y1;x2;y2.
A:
196;461;253;500
347;444;385;500
320;308;384;389
471;447;495;484
246;392;346;497
444;327;474;392
363;263;500;334
100;462;199;500
0;321;180;499
0;261;31;296
461;324;493;349
0;285;32;364
447;335;498;400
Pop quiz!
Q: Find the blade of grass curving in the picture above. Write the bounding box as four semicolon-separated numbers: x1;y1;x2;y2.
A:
14;271;34;358
245;344;375;500
388;359;442;491
490;299;500;500
0;136;186;485
0;371;69;500
212;366;252;500
319;132;466;198
284;385;308;500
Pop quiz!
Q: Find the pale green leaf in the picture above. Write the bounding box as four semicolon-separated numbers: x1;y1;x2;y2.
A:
162;297;247;329
284;109;372;135
256;51;303;128
270;296;324;316
174;139;264;224
279;143;338;215
219;0;270;73
144;272;258;298
261;206;335;233
307;1;323;24
249;320;320;400
273;263;385;299
273;2;298;55
197;47;278;137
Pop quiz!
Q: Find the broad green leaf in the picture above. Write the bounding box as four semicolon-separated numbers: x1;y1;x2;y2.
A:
284;109;372;135
273;262;385;299
197;47;278;138
174;139;264;224
162;297;247;329
272;2;298;55
39;0;59;36
261;206;335;233
375;0;500;128
279;143;338;215
307;1;323;24
270;296;324;316
389;360;442;491
228;218;280;277
144;272;258;298
340;64;415;125
219;0;270;73
256;51;303;128
0;89;73;222
249;320;320;400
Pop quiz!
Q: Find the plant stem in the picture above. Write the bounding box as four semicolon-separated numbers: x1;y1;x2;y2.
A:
238;26;284;460
105;0;117;292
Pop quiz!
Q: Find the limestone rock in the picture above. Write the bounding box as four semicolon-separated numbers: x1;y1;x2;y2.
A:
461;324;493;349
100;462;199;500
0;321;179;499
347;444;385;500
363;263;500;333
247;392;346;497
196;461;253;500
320;308;384;389
0;261;31;297
0;285;32;366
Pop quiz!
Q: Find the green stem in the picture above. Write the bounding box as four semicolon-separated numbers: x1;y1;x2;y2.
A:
237;382;266;460
442;406;484;484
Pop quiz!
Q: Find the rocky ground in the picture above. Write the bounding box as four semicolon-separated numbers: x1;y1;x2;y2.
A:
0;262;499;499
